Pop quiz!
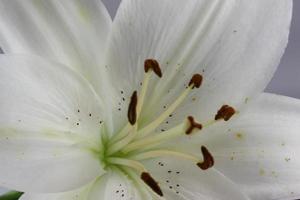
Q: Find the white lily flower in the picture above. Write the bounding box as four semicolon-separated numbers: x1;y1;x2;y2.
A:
0;0;297;199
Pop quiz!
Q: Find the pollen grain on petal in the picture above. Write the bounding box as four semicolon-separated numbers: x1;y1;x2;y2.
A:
128;91;138;125
188;74;203;89
215;105;236;121
144;59;162;78
197;146;214;170
186;116;202;135
141;172;163;196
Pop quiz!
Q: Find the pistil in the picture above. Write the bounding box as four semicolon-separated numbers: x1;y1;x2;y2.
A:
137;74;203;138
186;116;202;135
122;123;186;153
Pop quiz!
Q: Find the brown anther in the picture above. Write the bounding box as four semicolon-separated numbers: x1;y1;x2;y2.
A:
144;59;162;78
186;116;202;135
127;91;138;125
188;74;203;89
197;146;214;170
215;105;236;121
141;172;163;196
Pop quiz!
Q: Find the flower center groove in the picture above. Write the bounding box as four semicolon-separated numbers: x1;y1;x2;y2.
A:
102;59;236;197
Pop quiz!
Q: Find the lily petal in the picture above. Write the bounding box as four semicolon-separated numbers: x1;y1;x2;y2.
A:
88;170;148;200
21;171;148;200
143;157;250;200
20;181;95;200
169;93;300;200
105;0;292;129
0;0;112;90
209;93;300;200
0;133;103;194
0;54;106;193
0;54;107;140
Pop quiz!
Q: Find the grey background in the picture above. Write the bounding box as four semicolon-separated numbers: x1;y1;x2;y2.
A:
0;0;299;197
102;0;300;99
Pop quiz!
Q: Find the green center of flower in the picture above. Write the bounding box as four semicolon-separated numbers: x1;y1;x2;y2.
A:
99;59;235;196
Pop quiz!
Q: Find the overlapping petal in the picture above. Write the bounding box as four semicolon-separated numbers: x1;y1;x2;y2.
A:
165;93;300;200
0;0;112;95
105;0;292;131
0;55;106;193
210;94;300;200
0;134;103;194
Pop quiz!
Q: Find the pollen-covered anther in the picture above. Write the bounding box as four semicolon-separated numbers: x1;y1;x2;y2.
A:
215;105;236;121
141;172;163;196
128;91;138;125
188;74;203;89
144;59;162;78
197;146;214;170
186;116;202;135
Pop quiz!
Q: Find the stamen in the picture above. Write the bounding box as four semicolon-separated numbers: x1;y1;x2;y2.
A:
188;74;203;89
107;157;146;172
138;93;188;138
128;91;138;125
108;158;163;196
109;124;131;144
107;125;137;156
123;123;186;153
130;150;199;163
141;172;163;196
115;59;162;142
123;168;162;197
186;116;202;135
197;146;214;170
144;59;162;78
136;71;151;120
109;91;138;144
215;105;236;121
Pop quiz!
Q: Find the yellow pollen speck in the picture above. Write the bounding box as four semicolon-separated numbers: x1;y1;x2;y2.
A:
230;156;234;160
192;97;197;101
235;133;244;140
259;169;265;176
244;97;249;104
